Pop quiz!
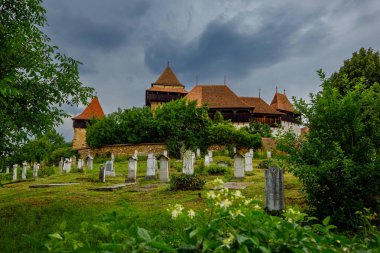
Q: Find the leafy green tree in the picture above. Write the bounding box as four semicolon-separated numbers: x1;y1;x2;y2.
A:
244;121;272;138
330;47;380;93
281;71;380;229
213;111;224;123
0;0;94;156
86;113;120;148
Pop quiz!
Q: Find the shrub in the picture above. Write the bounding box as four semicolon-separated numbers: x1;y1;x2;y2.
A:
258;159;270;169
207;165;228;175
169;174;205;191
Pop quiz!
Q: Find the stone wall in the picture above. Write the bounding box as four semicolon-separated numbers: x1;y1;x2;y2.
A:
73;128;87;150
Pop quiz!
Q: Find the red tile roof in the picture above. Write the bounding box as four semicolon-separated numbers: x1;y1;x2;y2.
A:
152;66;184;87
186;85;253;109
270;93;295;113
240;97;284;115
147;86;188;94
72;96;105;120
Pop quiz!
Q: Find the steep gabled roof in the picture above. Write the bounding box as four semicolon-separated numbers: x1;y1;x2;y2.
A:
146;86;188;94
240;97;284;115
270;93;295;113
152;66;184;87
72;96;105;120
186;85;253;109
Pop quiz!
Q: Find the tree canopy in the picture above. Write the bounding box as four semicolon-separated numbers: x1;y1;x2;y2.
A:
0;0;94;156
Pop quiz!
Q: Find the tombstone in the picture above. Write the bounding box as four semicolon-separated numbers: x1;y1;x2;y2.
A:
33;163;39;178
77;159;83;170
99;165;106;183
12;164;18;181
146;153;156;179
196;148;201;158
22;162;27;180
71;156;77;169
234;153;245;178
163;150;168;157
208;150;213;162
265;167;285;211
267;150;272;159
233;147;237;153
111;153;115;161
58;157;63;174
134;150;138;159
87;156;93;170
105;161;115;176
6;166;9;174
126;157;137;182
245;152;253;172
63;158;71;173
158;155;170;182
204;154;210;167
183;150;194;175
249;149;254;156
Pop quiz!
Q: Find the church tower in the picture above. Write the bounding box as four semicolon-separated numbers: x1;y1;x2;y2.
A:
145;65;188;109
72;96;105;150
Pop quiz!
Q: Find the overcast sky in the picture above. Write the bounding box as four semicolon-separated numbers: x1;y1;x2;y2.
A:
42;0;380;141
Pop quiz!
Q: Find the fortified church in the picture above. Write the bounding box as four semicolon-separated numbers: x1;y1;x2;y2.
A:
72;66;301;150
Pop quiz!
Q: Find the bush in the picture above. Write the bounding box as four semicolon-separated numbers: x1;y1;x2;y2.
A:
207;165;228;175
169;174;205;191
258;159;270;169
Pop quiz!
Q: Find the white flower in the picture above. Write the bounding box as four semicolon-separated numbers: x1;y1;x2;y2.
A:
253;204;261;210
244;199;252;206
220;199;232;209
171;209;181;219
174;204;184;212
222;233;234;248
207;191;216;199
188;209;195;219
232;190;243;199
229;209;245;219
212;178;224;188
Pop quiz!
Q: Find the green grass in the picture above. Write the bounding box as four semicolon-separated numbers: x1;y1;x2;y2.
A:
0;157;304;252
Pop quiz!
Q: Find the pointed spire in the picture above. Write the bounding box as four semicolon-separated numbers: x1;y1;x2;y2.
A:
276;86;278;93
72;96;105;120
259;88;261;98
284;89;286;95
152;65;184;87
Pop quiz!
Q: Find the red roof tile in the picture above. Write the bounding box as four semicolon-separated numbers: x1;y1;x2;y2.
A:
147;86;188;94
240;97;284;115
72;96;105;120
270;93;295;113
186;85;253;109
153;66;184;87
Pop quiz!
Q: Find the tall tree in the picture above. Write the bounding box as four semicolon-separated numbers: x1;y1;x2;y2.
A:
330;47;380;93
0;0;94;155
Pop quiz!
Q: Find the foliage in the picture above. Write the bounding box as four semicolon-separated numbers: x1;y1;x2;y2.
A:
330;47;380;94
207;165;228;175
258;159;270;169
44;179;380;252
244;121;272;138
169;174;206;191
0;0;94;156
279;71;380;229
213;111;225;123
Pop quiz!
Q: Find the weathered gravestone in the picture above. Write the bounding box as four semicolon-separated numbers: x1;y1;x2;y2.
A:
183;150;194;175
22;162;27;180
12;164;18;181
146;153;156;179
158;155;170;182
77;159;83;170
245;152;253;171
134;150;138;159
208;150;213;162
105;161;115;176
163;150;168;157
71;156;77;169
63;158;71;173
58;157;63;174
126;156;137;183
265;167;285;211
111;153;115;161
196;148;201;157
267;150;271;159
233;147;237;153
204;154;210;167
99;165;106;183
33;163;39;178
6;166;9;174
87;156;93;170
250;149;254;156
234;153;245;178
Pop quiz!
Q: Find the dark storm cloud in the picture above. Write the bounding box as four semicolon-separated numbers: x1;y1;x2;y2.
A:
144;6;331;83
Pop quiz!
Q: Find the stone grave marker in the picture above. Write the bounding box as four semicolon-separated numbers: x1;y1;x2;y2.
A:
208;150;213;162
72;156;77;169
22;162;27;180
87;156;93;170
134;150;138;159
196;148;201;157
58;157;63;174
204;154;210;167
233;147;237;153
33;163;39;178
111;153;115;161
158;155;170;182
6;166;9;174
77;159;83;170
163;150;168;157
63;158;71;172
126;156;137;182
105;161;115;176
146;153;156;179
245;152;253;171
12;164;18;181
183;150;194;175
250;149;254;156
267;150;271;158
265;167;285;211
234;152;245;178
99;165;106;183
